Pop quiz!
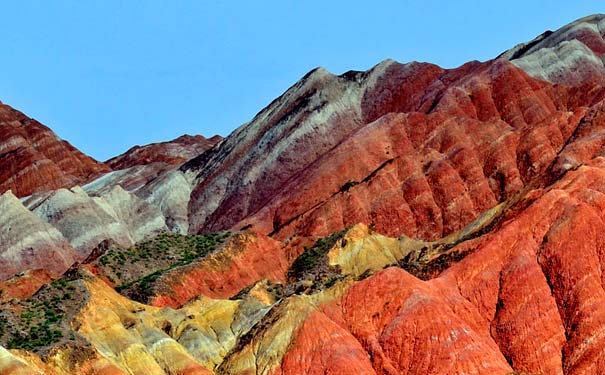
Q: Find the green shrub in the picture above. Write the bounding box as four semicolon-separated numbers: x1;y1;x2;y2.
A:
288;230;345;280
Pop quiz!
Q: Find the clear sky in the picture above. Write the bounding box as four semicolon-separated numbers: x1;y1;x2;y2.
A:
0;1;603;161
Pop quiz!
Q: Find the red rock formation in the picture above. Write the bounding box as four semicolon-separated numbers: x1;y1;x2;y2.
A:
273;309;377;375
0;270;53;302
182;16;605;243
239;155;605;375
185;58;600;242
0;102;110;197
334;268;513;374
106;134;221;170
151;231;288;307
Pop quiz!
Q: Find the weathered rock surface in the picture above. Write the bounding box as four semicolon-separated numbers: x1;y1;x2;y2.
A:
24;186;135;255
134;169;196;234
0;269;54;301
0;102;110;198
2;167;195;280
501;14;605;86
150;231;288;307
0;190;77;280
183;14;605;243
91;185;167;243
183;61;448;238
1;274;273;375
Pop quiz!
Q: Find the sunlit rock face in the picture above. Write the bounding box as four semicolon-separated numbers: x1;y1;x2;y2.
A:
149;231;288;307
0;190;77;281
5;13;605;375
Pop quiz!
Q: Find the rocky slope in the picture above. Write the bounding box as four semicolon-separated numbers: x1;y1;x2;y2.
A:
0;164;198;282
106;134;222;170
501;14;605;86
183;14;605;243
0;191;77;280
2;13;605;375
0;102;110;197
0;127;217;280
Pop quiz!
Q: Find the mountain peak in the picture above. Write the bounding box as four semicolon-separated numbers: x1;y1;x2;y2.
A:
106;133;221;170
0;102;110;197
500;13;605;85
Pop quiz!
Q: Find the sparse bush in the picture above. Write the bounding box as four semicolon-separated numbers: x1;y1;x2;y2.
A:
288;230;345;280
109;231;230;303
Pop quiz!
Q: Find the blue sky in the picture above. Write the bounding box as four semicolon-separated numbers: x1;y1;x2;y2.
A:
0;1;603;161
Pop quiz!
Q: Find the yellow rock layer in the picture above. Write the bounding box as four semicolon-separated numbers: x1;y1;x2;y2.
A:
217;281;352;375
328;223;426;276
0;204;507;375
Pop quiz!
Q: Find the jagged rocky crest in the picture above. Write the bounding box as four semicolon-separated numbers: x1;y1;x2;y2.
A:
2;13;605;375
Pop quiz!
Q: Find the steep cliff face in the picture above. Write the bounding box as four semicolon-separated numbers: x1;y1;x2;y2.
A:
0;103;110;198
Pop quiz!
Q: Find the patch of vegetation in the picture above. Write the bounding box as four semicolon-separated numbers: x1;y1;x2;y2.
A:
0;315;6;337
323;275;340;288
0;276;87;354
101;231;230;303
400;246;475;280
284;230;347;295
288;230;345;281
230;281;285;301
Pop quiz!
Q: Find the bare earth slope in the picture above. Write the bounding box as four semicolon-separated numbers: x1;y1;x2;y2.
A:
0;103;110;197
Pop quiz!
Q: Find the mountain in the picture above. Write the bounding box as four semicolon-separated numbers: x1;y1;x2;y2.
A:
106;134;222;170
501;14;605;86
2;13;605;375
0;102;110;197
0;111;223;281
182;14;605;242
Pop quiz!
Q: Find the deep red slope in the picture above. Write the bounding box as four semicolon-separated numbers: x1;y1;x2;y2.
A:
0;102;110;197
185;59;604;242
106;134;221;170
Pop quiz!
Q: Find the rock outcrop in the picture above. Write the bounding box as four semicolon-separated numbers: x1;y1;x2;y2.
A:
501;14;605;86
184;15;605;242
24;186;136;255
0;190;77;280
150;231;288;307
